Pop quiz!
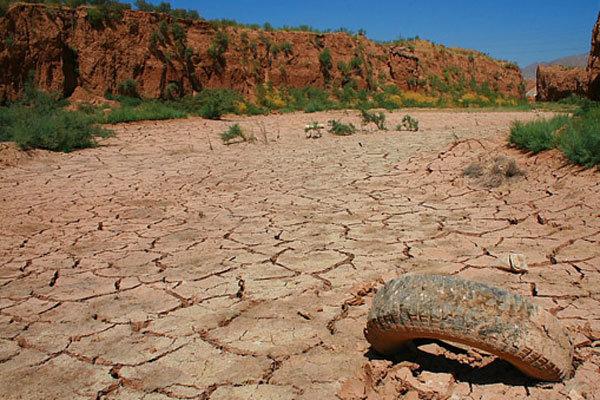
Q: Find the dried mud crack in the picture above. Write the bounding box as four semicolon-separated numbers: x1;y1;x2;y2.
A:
1;110;599;400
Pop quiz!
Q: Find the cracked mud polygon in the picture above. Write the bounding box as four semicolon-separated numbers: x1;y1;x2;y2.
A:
1;110;599;399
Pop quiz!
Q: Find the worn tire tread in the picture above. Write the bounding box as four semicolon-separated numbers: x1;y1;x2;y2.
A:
364;275;574;381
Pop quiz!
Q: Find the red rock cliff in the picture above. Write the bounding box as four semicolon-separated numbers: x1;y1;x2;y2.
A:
588;12;600;100
0;3;525;102
536;65;588;101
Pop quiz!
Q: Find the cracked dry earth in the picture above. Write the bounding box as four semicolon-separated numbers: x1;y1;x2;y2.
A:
1;110;599;400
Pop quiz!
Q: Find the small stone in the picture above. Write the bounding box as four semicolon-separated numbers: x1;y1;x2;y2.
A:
493;253;528;274
509;253;528;273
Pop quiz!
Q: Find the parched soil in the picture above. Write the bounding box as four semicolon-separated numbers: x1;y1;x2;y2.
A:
0;110;599;400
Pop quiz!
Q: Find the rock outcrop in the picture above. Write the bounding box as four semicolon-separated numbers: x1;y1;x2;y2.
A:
0;3;524;102
588;12;600;101
536;65;588;101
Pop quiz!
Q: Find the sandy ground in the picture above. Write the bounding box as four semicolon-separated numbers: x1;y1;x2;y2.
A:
0;110;599;400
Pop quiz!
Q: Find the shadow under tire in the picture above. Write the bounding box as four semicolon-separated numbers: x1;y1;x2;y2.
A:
364;275;574;382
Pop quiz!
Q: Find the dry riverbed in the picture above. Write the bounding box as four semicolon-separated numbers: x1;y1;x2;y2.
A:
1;110;599;400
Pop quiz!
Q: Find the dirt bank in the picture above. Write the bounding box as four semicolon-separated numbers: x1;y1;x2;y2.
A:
0;3;524;102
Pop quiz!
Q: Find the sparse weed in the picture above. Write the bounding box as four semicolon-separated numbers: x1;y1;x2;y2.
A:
304;121;325;138
328;120;356;136
221;124;254;144
397;115;419;132
360;109;386;130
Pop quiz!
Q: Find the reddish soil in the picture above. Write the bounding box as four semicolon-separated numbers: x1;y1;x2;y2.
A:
536;65;588;102
589;13;600;100
1;110;599;399
0;4;524;102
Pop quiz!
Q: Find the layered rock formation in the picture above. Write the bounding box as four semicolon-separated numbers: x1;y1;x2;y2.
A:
588;12;600;101
536;65;588;101
0;3;524;102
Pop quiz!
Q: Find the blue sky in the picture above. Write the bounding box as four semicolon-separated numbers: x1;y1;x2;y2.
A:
135;1;600;67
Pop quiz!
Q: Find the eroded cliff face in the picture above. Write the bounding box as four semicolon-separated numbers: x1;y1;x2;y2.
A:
536;65;588;101
588;13;600;101
0;4;524;102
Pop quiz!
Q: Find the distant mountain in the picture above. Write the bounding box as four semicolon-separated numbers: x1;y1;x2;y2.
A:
521;53;589;79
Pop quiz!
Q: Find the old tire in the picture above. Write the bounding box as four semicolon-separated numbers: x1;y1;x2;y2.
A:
364;275;574;381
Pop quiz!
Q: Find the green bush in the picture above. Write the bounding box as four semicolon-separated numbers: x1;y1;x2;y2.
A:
0;0;9;17
319;48;333;83
134;0;200;20
11;109;109;152
181;88;241;120
0;106;18;141
397;115;419;132
171;22;186;42
360;109;386;130
509;115;569;154
163;82;180;100
86;6;104;28
284;87;334;113
558;107;600;167
105;101;186;123
208;31;229;71
328;120;356;136
221;124;249;143
117;79;140;98
0;79;107;152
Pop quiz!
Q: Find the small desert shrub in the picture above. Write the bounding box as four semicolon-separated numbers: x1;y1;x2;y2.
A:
105;101;186;123
281;41;293;56
171;22;186;42
397;115;419;132
221;124;254;144
328;120;356;136
464;156;524;188
360;109;386;130
181;88;242;120
208;31;229;71
304;122;325;138
158;20;169;41
463;163;484;178
86;2;130;29
509;115;569;154
117;79;140;98
163;82;180;100
319;48;333;83
86;7;104;28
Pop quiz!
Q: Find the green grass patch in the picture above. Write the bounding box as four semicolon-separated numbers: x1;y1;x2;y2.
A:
510;104;600;168
558;107;600;167
509;115;570;154
104;100;187;124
